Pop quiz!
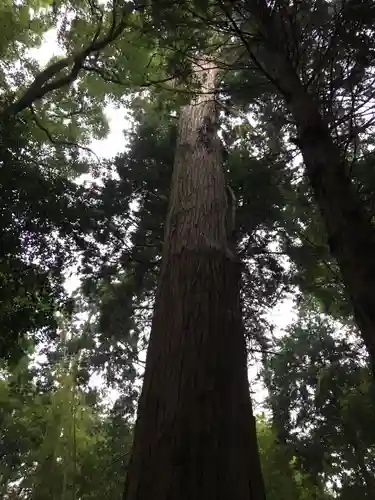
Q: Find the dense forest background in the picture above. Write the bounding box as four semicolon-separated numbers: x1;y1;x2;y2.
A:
1;0;375;498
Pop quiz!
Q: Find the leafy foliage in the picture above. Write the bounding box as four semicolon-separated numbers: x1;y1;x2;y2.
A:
257;415;331;500
0;353;133;499
2;0;375;498
264;299;375;498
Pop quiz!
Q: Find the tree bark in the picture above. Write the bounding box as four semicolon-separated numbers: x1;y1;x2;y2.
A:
123;61;265;500
244;3;375;375
288;92;375;376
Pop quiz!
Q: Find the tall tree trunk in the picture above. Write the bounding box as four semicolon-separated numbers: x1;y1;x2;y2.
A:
245;2;375;375
123;61;265;500
288;90;375;376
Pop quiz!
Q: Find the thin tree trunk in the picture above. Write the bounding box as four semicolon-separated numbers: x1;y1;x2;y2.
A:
245;3;375;375
123;61;265;500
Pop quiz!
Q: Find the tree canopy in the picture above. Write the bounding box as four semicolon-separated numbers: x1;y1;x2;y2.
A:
1;1;375;498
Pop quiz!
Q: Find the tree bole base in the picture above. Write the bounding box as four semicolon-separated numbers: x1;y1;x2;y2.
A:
124;248;264;500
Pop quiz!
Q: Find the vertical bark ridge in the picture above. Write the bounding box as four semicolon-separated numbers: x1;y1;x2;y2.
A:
123;60;265;500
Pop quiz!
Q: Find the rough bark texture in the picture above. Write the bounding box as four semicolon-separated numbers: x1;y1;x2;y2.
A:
290;96;375;375
123;62;265;500
248;3;375;374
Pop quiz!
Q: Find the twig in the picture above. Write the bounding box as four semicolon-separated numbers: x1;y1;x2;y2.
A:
29;105;100;160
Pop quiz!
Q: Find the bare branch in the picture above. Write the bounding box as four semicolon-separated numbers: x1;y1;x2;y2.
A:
29;105;100;160
81;63;180;89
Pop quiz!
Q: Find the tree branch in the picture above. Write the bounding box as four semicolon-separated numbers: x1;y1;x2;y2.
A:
1;3;130;119
29;105;100;160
